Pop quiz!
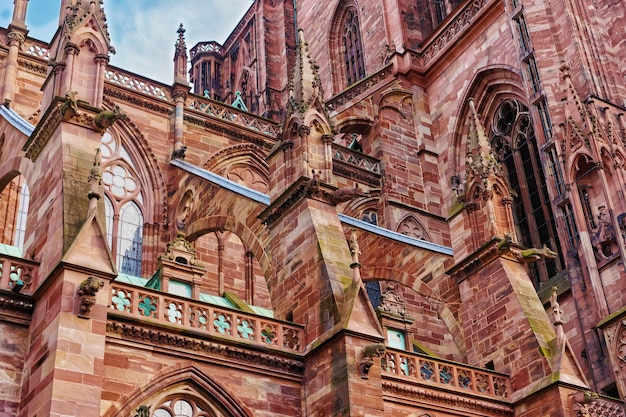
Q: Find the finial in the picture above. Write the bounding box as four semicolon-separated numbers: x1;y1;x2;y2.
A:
175;23;187;54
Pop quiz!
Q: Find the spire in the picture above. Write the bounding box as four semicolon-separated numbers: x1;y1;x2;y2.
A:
465;98;502;190
287;30;329;121
174;23;189;85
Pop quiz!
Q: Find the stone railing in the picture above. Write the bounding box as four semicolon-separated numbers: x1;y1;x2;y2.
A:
189;41;224;59
332;144;381;175
327;65;393;111
24;40;50;60
108;282;303;353
105;68;171;101
0;255;37;294
187;96;280;138
586;397;626;417
382;348;510;400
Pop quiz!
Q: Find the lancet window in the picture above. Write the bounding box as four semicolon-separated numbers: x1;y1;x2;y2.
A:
489;99;562;285
101;131;145;277
342;8;366;87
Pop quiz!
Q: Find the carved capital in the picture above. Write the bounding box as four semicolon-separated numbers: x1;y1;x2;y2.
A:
321;134;334;144
298;124;311;138
65;42;80;56
94;53;109;65
7;31;25;47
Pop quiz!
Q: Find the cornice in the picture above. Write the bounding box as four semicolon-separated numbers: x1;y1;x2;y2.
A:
382;381;514;415
183;113;275;151
106;319;304;376
104;85;171;115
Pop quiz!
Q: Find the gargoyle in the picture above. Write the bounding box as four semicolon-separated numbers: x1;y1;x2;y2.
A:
306;170;321;197
359;343;386;378
331;185;368;204
78;275;104;297
171;145;187;160
514;245;557;263
77;276;104;318
60;90;79;120
93;105;126;131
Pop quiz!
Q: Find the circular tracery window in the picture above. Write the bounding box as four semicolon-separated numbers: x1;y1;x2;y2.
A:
153;398;210;417
491;99;519;136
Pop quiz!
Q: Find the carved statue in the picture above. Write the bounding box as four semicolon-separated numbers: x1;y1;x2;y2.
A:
77;276;105;318
78;276;104;297
60;90;79;120
93;105;126;131
306;170;321;197
331;185;368;205
359;343;386;378
349;229;361;265
591;205;615;262
171;145;187;160
133;405;150;417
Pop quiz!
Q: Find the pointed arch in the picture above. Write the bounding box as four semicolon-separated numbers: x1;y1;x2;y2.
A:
452;65;525;176
329;0;366;92
102;97;168;226
397;214;431;242
203;144;269;194
361;266;465;357
186;216;273;288
103;364;251;417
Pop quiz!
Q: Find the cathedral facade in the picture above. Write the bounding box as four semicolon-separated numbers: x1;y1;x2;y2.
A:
0;0;625;416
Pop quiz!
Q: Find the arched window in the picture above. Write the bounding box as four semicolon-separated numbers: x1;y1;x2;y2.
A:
342;8;366;87
153;397;210;417
101;131;145;276
489;99;562;285
13;181;29;250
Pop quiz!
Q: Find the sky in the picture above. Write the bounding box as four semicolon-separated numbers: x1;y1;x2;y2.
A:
0;0;253;84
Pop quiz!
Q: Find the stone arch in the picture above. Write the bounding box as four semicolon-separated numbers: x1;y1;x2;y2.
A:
102;97;168;226
342;197;379;224
361;266;466;357
204;144;269;194
397;214;431;241
375;89;413;119
186;216;273;287
103;363;251;417
329;0;365;93
452;65;525;176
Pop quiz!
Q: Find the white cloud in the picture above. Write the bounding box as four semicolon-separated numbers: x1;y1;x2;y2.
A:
2;0;252;84
106;0;252;84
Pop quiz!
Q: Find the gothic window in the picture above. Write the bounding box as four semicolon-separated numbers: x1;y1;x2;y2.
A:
535;97;553;140
13;181;29;250
561;202;579;252
342;8;366;87
153;398;210;417
362;209;378;225
513;14;532;56
546;146;565;196
365;281;381;308
398;215;429;241
101;131;145;277
524;55;542;94
489;99;562;284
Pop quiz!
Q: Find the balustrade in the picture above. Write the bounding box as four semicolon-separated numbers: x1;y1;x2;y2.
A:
109;282;303;353
383;348;510;400
187;96;280;138
0;255;36;293
105;69;170;100
332;144;381;175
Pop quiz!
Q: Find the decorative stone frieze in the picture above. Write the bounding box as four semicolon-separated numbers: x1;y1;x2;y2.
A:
106;320;305;375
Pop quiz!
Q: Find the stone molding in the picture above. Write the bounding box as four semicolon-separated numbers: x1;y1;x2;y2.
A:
382;381;514;416
184;114;275;151
106;320;305;375
104;86;171;115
